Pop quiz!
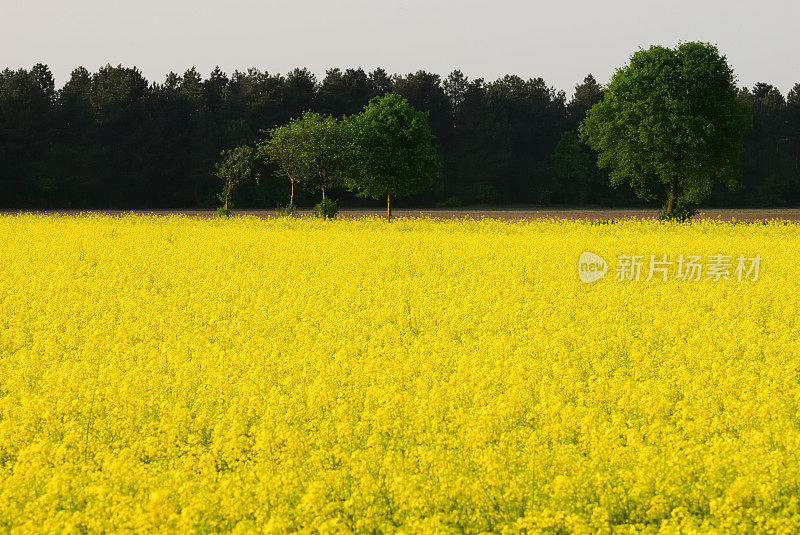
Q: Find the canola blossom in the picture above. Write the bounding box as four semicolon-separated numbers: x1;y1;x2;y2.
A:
1;214;799;533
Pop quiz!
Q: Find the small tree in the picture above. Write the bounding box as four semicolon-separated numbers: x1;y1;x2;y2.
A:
258;124;305;208
346;94;439;219
213;145;259;215
579;42;749;220
301;112;353;200
258;111;354;207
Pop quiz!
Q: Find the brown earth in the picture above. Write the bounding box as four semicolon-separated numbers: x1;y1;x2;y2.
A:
4;207;800;222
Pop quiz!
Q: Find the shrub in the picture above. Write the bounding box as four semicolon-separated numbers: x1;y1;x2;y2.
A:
313;198;338;220
276;203;297;218
658;200;697;222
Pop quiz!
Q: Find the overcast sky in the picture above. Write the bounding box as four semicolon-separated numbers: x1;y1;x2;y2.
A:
2;0;799;97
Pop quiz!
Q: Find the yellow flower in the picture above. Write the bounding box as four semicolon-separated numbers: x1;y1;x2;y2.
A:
0;214;798;532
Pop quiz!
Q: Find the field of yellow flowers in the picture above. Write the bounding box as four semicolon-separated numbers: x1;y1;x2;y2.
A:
1;214;800;533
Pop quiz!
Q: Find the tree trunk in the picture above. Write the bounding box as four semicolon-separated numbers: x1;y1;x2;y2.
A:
290;180;294;207
666;177;676;217
224;191;229;211
321;187;326;200
387;193;392;220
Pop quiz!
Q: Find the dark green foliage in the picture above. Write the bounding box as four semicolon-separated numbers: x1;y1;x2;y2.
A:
579;42;750;219
276;203;297;217
545;131;595;203
318;68;383;117
313;197;339;219
0;60;798;210
442;72;570;205
727;84;800;206
657;199;697;222
0;65;58;206
568;74;604;126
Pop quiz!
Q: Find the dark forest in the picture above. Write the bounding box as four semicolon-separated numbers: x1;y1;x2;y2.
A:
2;64;798;209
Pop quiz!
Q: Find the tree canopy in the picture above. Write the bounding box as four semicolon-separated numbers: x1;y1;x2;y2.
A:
345;94;440;218
579;42;750;219
258;111;355;206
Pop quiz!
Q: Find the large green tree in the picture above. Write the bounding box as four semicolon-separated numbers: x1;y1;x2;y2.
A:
579;42;749;219
346;94;439;219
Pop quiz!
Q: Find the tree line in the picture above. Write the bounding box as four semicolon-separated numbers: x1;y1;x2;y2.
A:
216;95;438;219
1;63;799;209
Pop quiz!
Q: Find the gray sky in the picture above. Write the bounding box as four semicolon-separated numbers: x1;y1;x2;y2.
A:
2;0;799;97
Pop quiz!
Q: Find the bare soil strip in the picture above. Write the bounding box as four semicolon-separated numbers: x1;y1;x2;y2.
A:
4;207;800;222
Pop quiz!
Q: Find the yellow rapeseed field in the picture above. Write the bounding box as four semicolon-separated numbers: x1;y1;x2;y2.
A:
1;214;799;534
